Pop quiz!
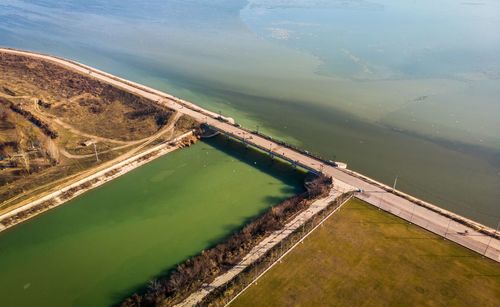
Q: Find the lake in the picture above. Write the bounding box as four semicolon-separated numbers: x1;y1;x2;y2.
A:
1;0;498;225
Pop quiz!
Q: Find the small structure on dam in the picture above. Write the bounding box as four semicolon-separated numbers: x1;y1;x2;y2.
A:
199;124;221;138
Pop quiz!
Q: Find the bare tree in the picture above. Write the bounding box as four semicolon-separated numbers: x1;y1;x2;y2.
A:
43;136;60;164
147;279;163;296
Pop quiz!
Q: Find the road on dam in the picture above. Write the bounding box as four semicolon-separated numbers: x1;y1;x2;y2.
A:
1;48;498;262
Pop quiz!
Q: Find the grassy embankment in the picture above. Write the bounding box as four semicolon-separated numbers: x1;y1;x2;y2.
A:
233;198;500;306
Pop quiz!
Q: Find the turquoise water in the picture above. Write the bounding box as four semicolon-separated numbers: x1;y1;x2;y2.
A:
0;137;305;306
0;1;498;224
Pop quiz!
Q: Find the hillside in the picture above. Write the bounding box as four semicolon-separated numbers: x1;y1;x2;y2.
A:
0;52;198;210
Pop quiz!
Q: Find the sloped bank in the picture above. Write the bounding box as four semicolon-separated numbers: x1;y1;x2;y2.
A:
0;131;197;231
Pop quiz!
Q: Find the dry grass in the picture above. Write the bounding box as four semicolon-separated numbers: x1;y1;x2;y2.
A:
48;95;162;141
0;52;172;141
232;198;500;307
0;51;195;209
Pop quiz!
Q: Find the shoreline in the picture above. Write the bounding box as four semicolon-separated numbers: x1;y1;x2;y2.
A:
0;47;497;262
0;131;194;232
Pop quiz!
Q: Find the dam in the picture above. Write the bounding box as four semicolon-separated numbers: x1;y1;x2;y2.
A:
1;48;498;263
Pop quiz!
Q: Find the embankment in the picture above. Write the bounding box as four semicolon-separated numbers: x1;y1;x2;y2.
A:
121;175;333;307
0;131;196;231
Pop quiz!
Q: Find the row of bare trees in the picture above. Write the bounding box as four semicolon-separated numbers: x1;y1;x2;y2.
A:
4;98;58;139
0;199;56;227
122;175;332;307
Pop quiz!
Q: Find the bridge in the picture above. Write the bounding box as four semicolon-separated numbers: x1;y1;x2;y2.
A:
201;124;324;175
2;48;498;262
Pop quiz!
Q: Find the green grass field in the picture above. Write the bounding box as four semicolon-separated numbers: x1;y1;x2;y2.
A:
232;198;500;306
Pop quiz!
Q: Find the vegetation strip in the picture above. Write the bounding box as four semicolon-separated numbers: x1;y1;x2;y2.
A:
219;193;353;307
200;192;354;307
2;98;58;139
177;190;344;306
121;175;334;307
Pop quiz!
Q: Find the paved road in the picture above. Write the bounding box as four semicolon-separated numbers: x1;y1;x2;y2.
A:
2;48;497;262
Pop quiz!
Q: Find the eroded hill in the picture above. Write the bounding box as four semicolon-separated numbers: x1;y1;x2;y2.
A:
0;52;198;209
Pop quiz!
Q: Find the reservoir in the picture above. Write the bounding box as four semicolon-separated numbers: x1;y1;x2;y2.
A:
1;0;498;226
0;137;305;307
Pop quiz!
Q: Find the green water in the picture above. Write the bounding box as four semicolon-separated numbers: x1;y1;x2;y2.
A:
0;137;305;307
1;0;498;226
0;1;499;305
